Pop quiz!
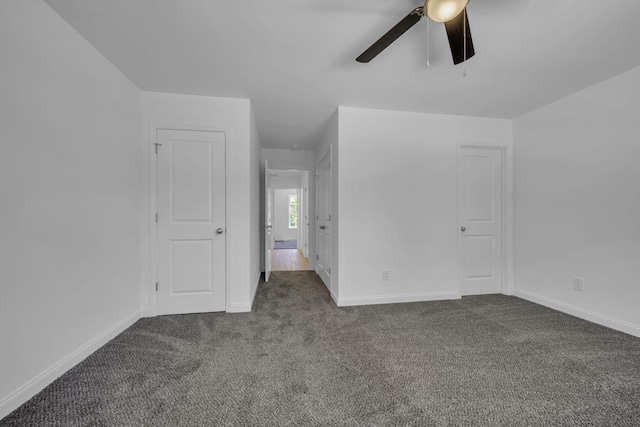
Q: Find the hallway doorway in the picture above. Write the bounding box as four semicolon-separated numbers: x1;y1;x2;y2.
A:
265;169;310;273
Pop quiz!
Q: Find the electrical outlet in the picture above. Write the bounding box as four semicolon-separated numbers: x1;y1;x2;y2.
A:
382;270;390;281
573;277;584;292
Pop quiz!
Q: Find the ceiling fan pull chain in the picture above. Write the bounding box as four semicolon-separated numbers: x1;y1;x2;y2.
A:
426;15;431;68
462;8;467;77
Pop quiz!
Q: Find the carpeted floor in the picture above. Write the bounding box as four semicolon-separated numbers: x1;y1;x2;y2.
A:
274;240;297;249
3;271;640;426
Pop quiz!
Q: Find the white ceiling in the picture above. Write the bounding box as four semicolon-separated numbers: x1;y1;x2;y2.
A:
45;0;640;150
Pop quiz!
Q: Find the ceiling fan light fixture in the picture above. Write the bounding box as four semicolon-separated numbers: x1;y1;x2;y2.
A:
426;0;468;22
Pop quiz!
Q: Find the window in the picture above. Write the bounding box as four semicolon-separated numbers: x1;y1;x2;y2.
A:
288;194;298;229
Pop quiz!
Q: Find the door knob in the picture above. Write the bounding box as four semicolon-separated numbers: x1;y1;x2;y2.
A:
216;228;224;234
319;225;326;230
461;227;466;232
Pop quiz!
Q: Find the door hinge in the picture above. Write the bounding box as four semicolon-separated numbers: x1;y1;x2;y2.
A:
329;214;331;221
155;282;158;292
155;213;158;223
154;142;162;154
317;255;319;260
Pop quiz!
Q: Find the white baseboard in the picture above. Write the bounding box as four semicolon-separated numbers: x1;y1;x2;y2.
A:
329;288;339;306
227;303;252;313
513;288;640;338
338;291;460;307
249;273;261;310
0;310;142;420
226;273;262;314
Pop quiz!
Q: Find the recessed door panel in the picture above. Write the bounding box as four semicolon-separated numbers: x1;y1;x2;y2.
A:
465;236;494;279
465;156;494;222
172;142;212;222
171;240;213;294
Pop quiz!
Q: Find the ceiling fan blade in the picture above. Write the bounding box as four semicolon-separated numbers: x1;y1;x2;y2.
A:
444;8;475;65
356;8;423;63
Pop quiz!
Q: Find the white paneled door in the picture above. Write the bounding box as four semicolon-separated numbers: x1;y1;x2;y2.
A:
264;160;273;282
316;154;331;288
458;147;504;295
157;129;226;315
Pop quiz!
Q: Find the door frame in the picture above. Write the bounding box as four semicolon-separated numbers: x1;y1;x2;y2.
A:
456;142;513;296
147;123;231;316
298;171;309;258
264;168;314;272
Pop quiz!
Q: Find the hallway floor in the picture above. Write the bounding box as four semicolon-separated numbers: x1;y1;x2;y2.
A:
272;249;308;271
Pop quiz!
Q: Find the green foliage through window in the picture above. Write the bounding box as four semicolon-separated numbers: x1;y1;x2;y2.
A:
289;195;298;228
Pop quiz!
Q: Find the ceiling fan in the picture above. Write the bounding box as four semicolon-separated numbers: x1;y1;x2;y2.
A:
356;0;474;65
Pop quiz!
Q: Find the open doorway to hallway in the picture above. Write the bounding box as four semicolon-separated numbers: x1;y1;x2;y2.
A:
266;170;310;272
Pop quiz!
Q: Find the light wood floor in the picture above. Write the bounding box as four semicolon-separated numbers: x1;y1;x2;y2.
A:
272;249;309;271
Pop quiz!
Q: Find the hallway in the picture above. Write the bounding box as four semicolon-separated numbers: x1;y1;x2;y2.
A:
272;249;308;271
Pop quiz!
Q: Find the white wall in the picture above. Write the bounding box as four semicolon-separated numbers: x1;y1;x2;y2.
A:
513;66;640;337
273;189;298;241
261;148;316;270
140;92;255;313
337;106;512;306
270;175;302;189
0;0;141;417
249;108;262;306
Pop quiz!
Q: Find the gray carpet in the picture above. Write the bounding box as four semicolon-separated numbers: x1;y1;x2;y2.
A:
2;271;640;426
274;240;297;249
